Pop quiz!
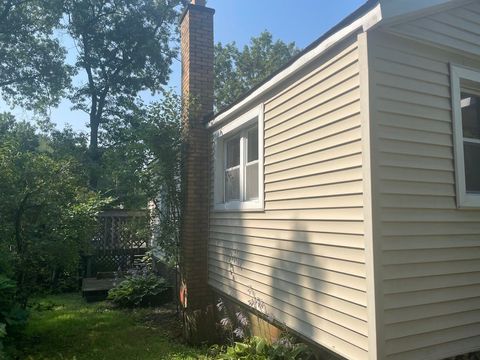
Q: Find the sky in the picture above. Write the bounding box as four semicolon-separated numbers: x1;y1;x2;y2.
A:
1;0;366;132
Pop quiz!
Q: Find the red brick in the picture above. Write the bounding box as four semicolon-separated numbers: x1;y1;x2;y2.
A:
180;1;216;345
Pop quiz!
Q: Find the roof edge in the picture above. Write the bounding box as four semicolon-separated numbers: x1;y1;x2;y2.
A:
208;0;381;128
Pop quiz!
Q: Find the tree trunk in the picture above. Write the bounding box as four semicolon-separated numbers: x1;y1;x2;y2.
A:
89;116;100;189
14;194;30;307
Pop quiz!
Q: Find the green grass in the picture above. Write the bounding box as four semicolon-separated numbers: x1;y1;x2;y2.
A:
15;293;203;360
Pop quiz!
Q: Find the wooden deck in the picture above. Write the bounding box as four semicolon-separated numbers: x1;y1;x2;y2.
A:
82;277;119;302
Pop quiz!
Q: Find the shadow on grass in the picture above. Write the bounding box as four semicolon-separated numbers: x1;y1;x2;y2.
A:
15;293;202;360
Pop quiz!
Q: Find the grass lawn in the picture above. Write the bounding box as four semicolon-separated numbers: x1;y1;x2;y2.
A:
14;293;204;360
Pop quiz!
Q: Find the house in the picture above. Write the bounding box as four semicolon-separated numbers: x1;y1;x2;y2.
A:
179;0;480;359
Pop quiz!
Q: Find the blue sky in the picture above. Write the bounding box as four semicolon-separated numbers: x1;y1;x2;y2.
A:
1;0;366;132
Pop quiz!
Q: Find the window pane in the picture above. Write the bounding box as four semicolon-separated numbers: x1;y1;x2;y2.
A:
464;141;480;193
225;168;240;201
226;137;240;168
247;127;258;162
461;92;480;139
245;162;259;200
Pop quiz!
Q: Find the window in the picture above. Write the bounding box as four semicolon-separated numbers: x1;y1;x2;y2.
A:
224;135;241;202
213;105;264;211
450;64;480;207
245;127;259;201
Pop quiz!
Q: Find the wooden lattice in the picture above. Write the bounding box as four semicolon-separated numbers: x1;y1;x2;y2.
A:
90;210;150;273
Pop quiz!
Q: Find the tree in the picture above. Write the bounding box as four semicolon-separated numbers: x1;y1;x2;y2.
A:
0;0;71;111
99;92;183;259
214;31;300;111
0;114;109;305
98;106;153;208
98;92;182;261
64;0;181;188
142;93;183;265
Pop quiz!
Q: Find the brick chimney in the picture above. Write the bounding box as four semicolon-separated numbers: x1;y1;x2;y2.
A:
179;0;215;344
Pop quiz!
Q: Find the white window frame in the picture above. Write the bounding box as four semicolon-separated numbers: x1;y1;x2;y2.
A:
213;104;264;211
223;135;242;202
450;64;480;208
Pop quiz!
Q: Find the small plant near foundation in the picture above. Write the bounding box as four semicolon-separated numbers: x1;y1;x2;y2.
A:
203;335;312;360
269;334;312;360
209;298;312;360
216;298;250;344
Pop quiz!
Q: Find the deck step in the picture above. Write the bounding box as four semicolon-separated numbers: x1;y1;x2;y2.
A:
81;278;119;302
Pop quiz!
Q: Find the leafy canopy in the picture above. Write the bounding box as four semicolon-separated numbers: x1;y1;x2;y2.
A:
0;0;71;111
0;113;110;304
64;0;181;188
100;92;183;261
214;31;300;111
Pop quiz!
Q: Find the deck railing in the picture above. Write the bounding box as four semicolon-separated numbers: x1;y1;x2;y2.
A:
88;209;150;274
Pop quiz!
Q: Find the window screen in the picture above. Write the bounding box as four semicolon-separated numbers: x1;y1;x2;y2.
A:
245;127;259;200
461;91;480;193
225;136;240;201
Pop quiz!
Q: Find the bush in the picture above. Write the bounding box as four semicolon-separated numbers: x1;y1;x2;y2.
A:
203;336;312;360
107;274;171;308
0;323;6;360
0;275;28;359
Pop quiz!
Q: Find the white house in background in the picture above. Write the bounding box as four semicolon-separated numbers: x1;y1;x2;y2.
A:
180;1;480;359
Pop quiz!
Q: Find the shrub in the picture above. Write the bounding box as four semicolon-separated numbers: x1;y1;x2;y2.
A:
213;296;312;359
203;336;312;360
0;323;6;360
0;275;28;359
107;274;170;308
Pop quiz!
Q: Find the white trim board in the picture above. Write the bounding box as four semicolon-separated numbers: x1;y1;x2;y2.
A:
358;32;384;360
212;104;265;212
450;63;480;209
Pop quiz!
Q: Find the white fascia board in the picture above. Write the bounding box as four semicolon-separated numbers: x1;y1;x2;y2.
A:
208;4;383;129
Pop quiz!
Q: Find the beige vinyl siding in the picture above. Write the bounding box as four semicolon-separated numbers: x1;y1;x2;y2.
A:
389;1;480;57
369;3;480;358
209;38;369;360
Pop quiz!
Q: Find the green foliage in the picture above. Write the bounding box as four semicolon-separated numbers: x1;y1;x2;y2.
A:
79;90;183;211
30;300;57;312
101;92;183;260
65;0;180;117
1;0;184;191
0;0;71;111
268;335;312;360
0;323;6;360
0;275;28;359
203;336;312;360
108;274;170;308
17;293;202;360
0;114;111;304
0;114;110;356
214;31;300;111
0;276;16;313
0;274;16;356
64;0;181;187
143;94;183;264
212;299;311;360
